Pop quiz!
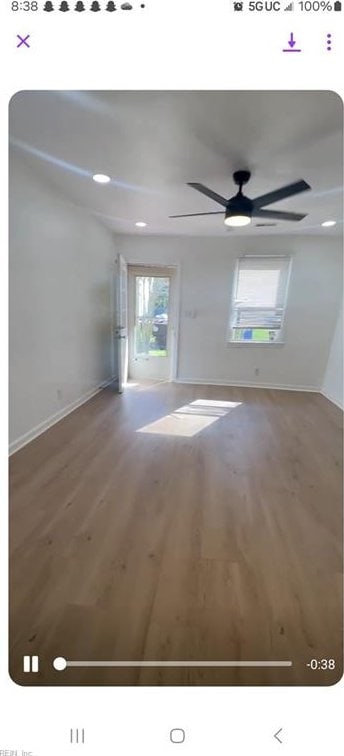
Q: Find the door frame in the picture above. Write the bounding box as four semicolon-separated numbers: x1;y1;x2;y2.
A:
127;263;180;382
114;253;128;393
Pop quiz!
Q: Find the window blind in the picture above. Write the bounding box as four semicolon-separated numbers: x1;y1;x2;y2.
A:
232;256;291;331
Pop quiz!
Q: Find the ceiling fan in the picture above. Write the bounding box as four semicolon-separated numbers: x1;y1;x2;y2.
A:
169;170;311;227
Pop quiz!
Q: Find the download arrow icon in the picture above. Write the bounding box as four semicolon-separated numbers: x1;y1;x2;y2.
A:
282;32;302;52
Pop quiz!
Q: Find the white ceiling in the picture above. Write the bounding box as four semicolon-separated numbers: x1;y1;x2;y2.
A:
10;90;343;237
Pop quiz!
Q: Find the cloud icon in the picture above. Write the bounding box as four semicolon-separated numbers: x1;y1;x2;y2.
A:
121;1;133;7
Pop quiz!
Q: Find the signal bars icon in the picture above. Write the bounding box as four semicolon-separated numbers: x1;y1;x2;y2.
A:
284;2;294;9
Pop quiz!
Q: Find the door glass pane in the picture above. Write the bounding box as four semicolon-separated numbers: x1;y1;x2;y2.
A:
135;276;170;357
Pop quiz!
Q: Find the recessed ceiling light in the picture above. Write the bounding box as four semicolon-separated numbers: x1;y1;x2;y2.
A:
135;221;147;228
321;220;336;227
92;174;111;184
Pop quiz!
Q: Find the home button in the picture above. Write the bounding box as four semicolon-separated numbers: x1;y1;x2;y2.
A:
170;728;186;744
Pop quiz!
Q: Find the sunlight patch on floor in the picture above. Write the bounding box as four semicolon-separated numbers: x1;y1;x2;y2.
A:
136;399;242;437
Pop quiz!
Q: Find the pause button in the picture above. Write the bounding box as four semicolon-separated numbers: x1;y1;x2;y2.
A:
23;655;39;673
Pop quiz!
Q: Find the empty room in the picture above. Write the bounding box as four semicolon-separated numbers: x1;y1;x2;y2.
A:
9;90;343;686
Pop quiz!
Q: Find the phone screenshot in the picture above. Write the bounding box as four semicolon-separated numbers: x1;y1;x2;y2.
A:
1;0;343;753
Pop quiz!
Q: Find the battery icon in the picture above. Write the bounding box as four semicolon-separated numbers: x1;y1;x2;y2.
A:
334;1;342;9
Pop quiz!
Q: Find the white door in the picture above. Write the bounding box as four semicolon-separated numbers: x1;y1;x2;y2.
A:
128;266;176;382
115;253;128;393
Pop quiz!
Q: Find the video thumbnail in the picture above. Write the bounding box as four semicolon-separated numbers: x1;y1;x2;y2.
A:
9;90;343;685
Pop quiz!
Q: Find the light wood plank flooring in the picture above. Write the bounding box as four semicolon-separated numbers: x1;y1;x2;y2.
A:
9;382;343;685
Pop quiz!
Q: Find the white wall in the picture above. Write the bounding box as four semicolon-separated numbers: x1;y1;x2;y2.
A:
9;154;117;451
117;233;342;391
10;154;342;454
322;302;343;408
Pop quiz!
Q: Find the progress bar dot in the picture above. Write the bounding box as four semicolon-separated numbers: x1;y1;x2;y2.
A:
53;656;67;671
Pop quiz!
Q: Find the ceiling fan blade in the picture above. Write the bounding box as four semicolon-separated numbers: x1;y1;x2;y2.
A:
253;179;311;209
253;209;307;221
169;211;224;218
187;182;228;207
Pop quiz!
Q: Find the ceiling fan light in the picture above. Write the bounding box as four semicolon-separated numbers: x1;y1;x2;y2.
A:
224;214;251;227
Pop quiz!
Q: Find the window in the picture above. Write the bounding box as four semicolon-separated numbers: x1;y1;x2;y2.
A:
134;275;170;357
229;255;291;344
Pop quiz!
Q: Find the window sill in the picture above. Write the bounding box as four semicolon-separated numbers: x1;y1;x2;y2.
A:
227;341;285;347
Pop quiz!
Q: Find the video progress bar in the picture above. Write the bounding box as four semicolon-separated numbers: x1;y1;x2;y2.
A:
54;657;292;669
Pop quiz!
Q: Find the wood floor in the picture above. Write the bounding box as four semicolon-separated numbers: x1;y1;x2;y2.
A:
9;382;343;686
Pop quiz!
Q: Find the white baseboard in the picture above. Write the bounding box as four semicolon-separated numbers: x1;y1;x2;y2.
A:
320;389;344;410
10;378;340;456
9;376;116;456
174;377;320;392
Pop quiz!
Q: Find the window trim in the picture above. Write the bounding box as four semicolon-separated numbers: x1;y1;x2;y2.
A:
227;254;292;346
227;341;285;347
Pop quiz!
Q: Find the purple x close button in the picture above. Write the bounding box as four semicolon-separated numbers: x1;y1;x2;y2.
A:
17;34;30;48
